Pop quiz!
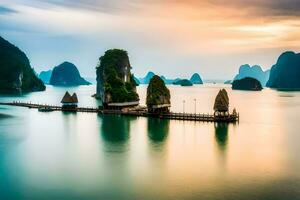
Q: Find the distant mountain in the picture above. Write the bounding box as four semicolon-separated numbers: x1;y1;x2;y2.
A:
190;73;203;84
138;71;203;85
138;71;155;84
49;62;91;86
0;36;45;93
133;76;140;86
39;70;52;84
139;72;177;84
234;64;270;86
267;51;300;90
224;80;232;84
160;75;177;84
232;77;263;91
173;79;193;86
84;77;97;85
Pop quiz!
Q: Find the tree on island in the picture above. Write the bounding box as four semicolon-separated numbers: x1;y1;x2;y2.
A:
146;75;171;113
96;49;139;103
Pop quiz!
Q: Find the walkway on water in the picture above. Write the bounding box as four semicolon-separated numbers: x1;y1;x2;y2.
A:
0;101;239;123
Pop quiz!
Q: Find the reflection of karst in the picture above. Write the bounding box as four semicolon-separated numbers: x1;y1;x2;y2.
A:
147;118;169;143
214;123;229;151
100;115;135;143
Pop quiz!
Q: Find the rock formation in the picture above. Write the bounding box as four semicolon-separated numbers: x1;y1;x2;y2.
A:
234;64;270;86
266;51;300;90
173;79;193;86
138;72;181;85
133;76;140;86
146;75;170;111
96;49;139;104
232;77;263;91
224;80;232;84
214;89;229;113
0;36;45;93
139;71;155;84
160;75;177;84
190;73;203;84
39;70;52;84
49;62;90;86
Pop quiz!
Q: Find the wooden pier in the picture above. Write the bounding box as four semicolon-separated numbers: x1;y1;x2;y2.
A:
0;101;239;123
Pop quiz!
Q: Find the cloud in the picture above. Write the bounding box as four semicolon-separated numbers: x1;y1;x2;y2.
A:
1;0;300;79
28;0;300;19
0;5;17;15
16;0;145;14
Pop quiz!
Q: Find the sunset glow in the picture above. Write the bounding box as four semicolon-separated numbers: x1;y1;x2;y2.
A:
1;0;300;79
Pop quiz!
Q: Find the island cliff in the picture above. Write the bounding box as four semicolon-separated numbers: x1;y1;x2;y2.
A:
173;79;193;86
266;51;300;90
138;71;203;85
96;49;139;104
39;70;52;84
0;36;45;93
190;73;203;84
234;64;270;86
49;62;90;86
232;77;263;91
139;71;155;84
147;75;170;113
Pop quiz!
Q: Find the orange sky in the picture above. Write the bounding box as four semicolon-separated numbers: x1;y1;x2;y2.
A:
1;0;300;79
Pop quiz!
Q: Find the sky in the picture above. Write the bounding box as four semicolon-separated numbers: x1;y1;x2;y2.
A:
0;0;300;80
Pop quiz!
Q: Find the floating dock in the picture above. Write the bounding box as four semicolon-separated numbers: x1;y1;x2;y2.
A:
0;101;239;123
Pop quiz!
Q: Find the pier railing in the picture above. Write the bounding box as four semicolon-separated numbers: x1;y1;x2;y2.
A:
0;101;239;123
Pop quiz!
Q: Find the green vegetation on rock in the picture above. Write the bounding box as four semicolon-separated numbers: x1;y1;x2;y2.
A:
146;75;170;107
96;49;139;103
0;36;45;93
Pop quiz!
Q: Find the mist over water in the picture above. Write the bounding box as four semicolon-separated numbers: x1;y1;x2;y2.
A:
0;85;300;200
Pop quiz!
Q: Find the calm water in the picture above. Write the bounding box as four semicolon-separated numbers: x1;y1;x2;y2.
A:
0;85;300;200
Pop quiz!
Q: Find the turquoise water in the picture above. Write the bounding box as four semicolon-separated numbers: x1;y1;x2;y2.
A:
0;85;300;200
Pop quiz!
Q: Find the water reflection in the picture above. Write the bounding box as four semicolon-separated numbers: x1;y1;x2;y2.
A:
147;118;169;144
214;123;228;150
0;114;24;200
214;122;229;169
61;112;78;140
100;115;136;143
0;113;12;119
0;153;22;200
